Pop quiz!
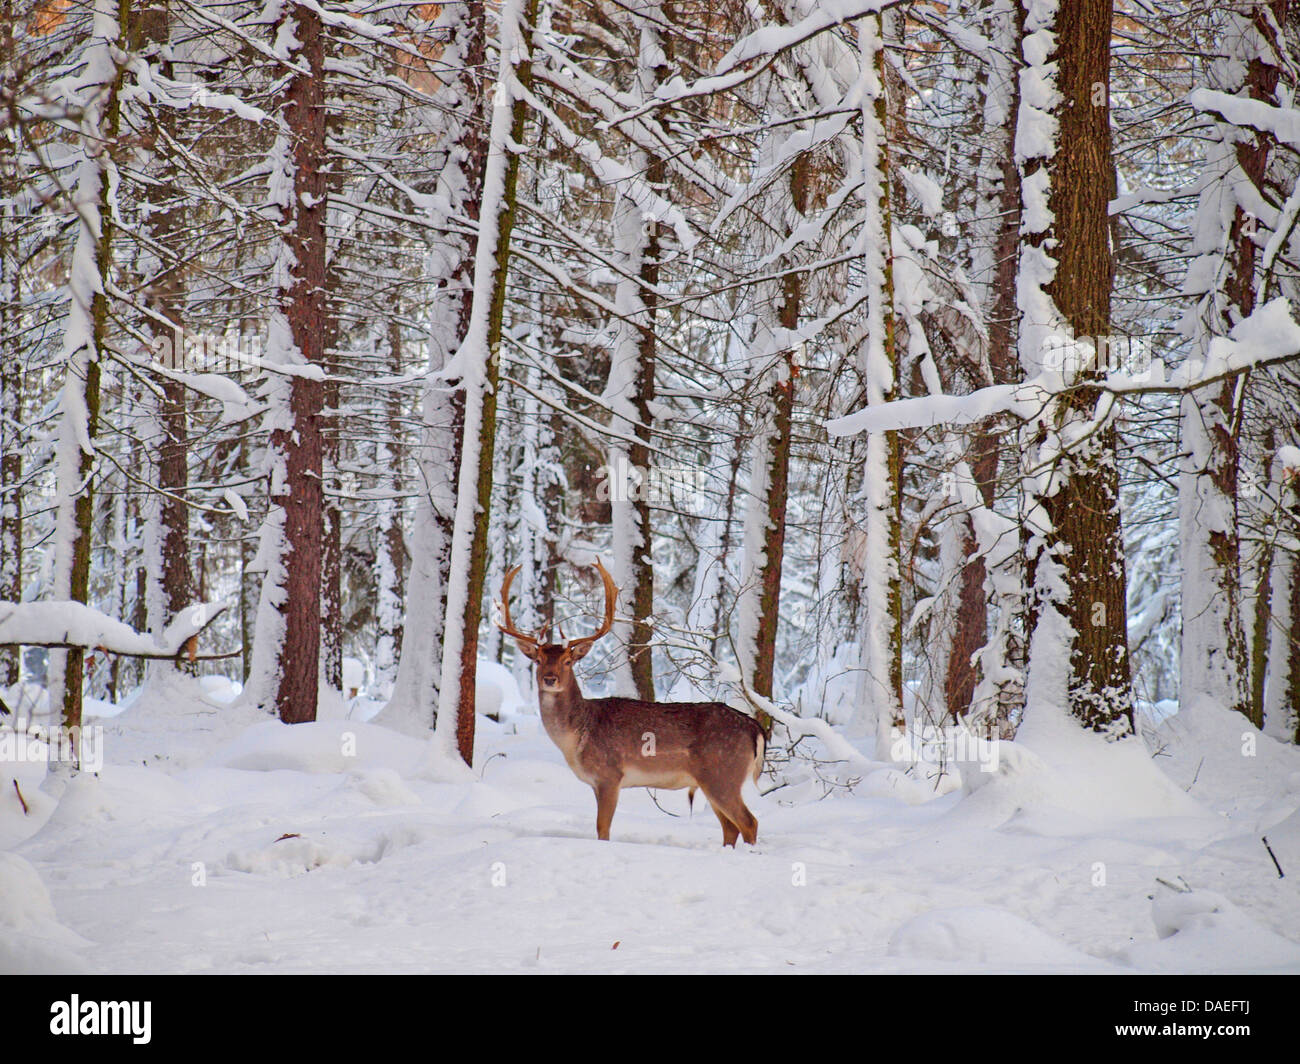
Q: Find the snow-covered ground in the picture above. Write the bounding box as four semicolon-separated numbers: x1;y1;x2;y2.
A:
2;674;1299;974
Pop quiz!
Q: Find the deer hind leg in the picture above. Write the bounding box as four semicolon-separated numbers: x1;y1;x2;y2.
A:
707;789;757;846
731;802;758;846
708;800;740;847
593;781;620;841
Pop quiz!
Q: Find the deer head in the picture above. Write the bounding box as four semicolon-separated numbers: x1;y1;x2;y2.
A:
497;558;618;692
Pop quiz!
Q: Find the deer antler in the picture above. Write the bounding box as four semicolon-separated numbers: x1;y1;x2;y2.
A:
566;557;619;657
497;564;540;654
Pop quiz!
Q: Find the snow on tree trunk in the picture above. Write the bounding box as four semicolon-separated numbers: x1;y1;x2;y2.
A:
1179;378;1249;719
48;0;126;750
850;13;904;748
1259;443;1299;741
675;428;740;701
736;152;804;708
481;417;514;666
709;415;747;662
381;310;460;733
1247;426;1275;726
245;3;328;725
321;362;343;699
373;321;406;702
603;3;667;702
321;166;345;700
1262;455;1297;740
137;1;193;668
105;469;126;703
238;431;257;687
1179;3;1285;726
520;259;562;643
1015;0;1134;735
509;343;560;702
1286;476;1300;744
919;499;963;726
382;0;484;736
489;257;562;692
1288;557;1300;745
1;0;21;688
434;0;538;767
948;0;1025;731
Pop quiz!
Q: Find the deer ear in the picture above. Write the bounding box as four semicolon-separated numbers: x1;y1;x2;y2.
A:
514;638;541;661
567;640;595;662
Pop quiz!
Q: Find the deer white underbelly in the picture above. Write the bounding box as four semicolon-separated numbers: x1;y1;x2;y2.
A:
618;764;695;789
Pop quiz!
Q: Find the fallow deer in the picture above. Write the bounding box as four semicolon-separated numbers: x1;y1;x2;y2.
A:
498;559;766;846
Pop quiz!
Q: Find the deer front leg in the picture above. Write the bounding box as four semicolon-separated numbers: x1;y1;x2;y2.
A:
593;780;620;841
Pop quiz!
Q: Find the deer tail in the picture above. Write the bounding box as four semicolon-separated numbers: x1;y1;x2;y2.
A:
753;729;766;783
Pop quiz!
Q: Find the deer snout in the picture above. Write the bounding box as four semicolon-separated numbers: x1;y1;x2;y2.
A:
540;673;561;690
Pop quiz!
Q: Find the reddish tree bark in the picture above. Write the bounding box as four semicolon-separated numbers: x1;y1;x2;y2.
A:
1037;0;1133;732
271;3;328;724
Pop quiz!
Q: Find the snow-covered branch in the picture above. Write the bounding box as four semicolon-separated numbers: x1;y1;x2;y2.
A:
828;298;1300;437
0;600;230;658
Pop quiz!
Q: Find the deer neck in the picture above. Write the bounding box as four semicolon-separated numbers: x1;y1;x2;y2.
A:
537;683;592;748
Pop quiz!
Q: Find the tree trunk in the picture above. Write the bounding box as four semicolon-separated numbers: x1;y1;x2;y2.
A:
48;0;129;748
248;2;328;725
1288;519;1300;744
435;0;539;766
481;411;515;666
606;6;669;702
321;351;343;697
384;0;484;734
947;0;1024;728
1018;0;1134;734
320;73;347;700
852;14;904;740
373;319;406;700
0;0;21;688
739;153;805;705
1180;2;1285;726
138;1;194;656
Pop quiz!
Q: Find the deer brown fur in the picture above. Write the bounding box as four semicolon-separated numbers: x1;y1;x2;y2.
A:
498;559;766;846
